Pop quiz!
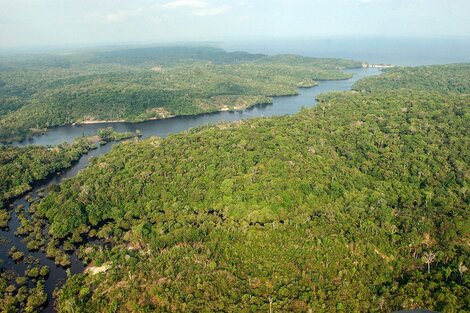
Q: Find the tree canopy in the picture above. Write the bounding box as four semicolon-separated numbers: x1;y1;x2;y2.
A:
0;46;361;142
28;65;470;312
353;63;470;94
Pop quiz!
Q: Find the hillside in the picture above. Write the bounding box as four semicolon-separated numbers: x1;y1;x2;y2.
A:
0;46;361;142
24;65;470;312
353;63;470;93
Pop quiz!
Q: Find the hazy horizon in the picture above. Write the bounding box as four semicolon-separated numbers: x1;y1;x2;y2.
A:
2;36;470;67
1;0;470;49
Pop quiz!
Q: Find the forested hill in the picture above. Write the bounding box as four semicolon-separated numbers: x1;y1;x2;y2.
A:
27;66;470;312
0;46;361;142
353;63;470;93
91;46;265;66
0;46;265;70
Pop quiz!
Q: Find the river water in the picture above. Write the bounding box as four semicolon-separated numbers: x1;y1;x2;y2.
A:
12;68;379;147
0;67;379;312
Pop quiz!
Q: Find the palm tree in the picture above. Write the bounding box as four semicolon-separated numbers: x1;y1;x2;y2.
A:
458;261;467;282
422;251;436;273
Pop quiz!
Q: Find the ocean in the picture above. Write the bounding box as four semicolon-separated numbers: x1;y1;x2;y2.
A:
220;37;470;66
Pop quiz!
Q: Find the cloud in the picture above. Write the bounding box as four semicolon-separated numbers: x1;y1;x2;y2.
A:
192;5;231;16
162;0;230;16
161;0;208;9
359;0;387;3
86;0;231;26
87;8;143;24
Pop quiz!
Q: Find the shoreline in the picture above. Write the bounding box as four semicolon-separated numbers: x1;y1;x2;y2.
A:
0;66;381;312
1;68;368;145
1;99;278;144
77;119;126;125
75;115;178;125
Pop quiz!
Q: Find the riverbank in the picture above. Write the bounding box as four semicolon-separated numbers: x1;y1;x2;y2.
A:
5;68;379;148
0;144;117;312
45;64;470;313
0;67;380;312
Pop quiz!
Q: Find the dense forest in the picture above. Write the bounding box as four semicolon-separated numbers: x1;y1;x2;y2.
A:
0;138;96;312
15;64;468;312
0;128;138;210
353;63;470;93
0;129;139;311
0;139;92;209
0;46;361;142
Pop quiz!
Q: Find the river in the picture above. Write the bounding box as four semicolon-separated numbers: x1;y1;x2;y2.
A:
12;68;379;147
0;67;380;312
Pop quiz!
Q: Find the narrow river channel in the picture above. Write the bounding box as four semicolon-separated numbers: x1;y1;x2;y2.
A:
0;67;380;312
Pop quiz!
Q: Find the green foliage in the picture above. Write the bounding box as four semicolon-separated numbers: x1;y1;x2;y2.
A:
0;46;360;142
0;209;9;228
24;282;47;313
0;129;136;211
44;67;469;312
353;63;470;93
0;271;47;312
0;137;94;205
8;246;24;262
97;127;139;142
25;266;49;279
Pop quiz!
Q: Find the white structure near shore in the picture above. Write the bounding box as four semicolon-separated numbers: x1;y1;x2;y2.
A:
362;63;395;68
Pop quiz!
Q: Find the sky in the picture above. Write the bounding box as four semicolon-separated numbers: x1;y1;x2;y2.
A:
1;0;470;49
